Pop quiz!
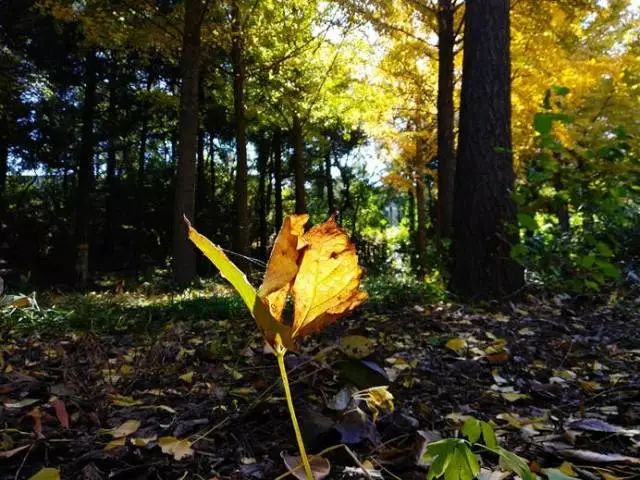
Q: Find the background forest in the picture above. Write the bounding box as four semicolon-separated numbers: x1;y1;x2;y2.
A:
1;0;638;299
2;2;640;480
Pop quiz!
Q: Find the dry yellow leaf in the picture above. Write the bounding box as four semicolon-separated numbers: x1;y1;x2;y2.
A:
445;337;467;354
291;218;368;339
111;419;141;438
158;436;194;460
258;214;308;321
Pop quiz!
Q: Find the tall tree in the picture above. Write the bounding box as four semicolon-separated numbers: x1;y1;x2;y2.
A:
230;0;250;264
435;0;457;239
451;0;523;299
74;49;98;286
173;0;206;285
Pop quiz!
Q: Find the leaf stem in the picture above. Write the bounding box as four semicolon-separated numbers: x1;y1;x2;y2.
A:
275;335;314;480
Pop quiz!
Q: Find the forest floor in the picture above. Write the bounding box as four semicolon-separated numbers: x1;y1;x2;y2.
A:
1;283;639;480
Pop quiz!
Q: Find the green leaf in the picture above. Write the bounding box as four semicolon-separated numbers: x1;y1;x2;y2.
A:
595;241;613;257
461;418;481;443
426;440;478;480
490;446;535;480
481;421;498;449
185;218;293;349
517;213;538;231
594;259;621;279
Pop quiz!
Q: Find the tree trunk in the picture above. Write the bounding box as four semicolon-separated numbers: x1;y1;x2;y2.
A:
75;49;98;286
415;133;428;276
451;0;523;299
231;0;250;266
436;0;456;240
256;136;270;260
407;187;415;241
272;130;284;232
104;69;118;258
292;115;306;214
209;134;216;217
324;149;334;215
172;0;205;285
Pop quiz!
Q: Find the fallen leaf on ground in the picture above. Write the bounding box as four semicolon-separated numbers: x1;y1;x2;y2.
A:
282;452;331;480
28;468;60;480
110;419;141;438
158;436;194;460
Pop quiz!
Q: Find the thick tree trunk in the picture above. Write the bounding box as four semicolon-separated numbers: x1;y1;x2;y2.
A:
324;149;334;215
272;130;283;232
75;49;98;286
196;78;207;225
292;115;306;214
172;0;205;285
231;0;250;266
256;137;270;260
436;0;456;240
451;0;524;299
196;126;206;218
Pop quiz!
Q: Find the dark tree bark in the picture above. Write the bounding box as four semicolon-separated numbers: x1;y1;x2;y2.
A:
451;0;524;299
324;149;334;215
272;130;284;232
436;0;456;240
292;114;306;214
172;0;205;285
75;49;98;286
256;136;270;260
196;123;206;219
231;0;250;266
104;66;119;258
195;77;206;223
415;135;428;276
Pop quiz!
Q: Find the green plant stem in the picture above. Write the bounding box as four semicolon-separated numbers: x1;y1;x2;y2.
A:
275;335;314;480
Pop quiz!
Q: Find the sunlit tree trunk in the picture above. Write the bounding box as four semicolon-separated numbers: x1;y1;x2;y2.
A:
436;0;456;240
75;49;98;286
451;0;523;299
172;0;205;285
292;114;306;214
231;0;250;266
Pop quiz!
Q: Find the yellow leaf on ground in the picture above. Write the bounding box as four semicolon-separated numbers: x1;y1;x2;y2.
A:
158;436;194;460
104;437;126;451
111;419;141;438
258;214;308;321
179;371;194;383
291;218;368;339
27;468;60;480
445;337;468;354
339;335;375;359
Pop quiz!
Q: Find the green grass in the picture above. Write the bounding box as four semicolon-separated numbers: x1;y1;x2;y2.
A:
1;282;247;336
